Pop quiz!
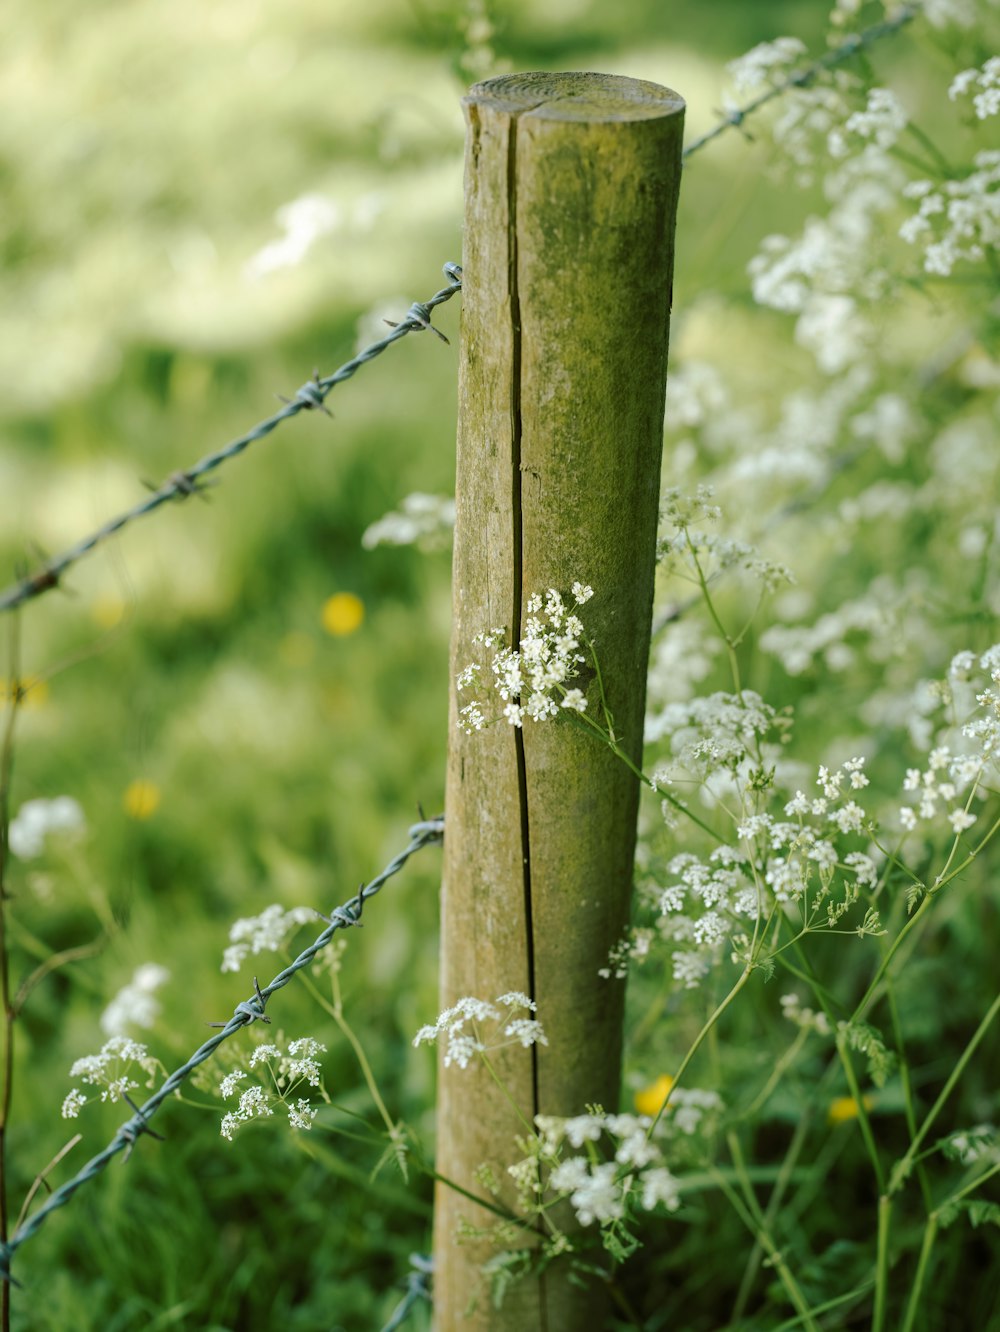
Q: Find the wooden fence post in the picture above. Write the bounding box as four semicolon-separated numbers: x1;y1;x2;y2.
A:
433;72;685;1330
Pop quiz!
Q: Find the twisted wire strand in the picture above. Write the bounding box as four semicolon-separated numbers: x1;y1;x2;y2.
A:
0;815;444;1284
379;1255;434;1332
0;265;462;616
0;0;923;616
682;3;920;160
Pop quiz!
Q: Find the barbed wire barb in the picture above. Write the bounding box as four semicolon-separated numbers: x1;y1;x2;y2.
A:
0;265;462;617
0;813;444;1285
682;2;920;160
379;1254;434;1332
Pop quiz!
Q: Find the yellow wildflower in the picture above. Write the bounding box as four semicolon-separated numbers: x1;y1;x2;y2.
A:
635;1074;674;1117
321;593;365;637
828;1094;874;1126
124;780;161;820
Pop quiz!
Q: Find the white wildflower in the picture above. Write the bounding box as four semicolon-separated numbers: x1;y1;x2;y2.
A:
219;1071;247;1099
9;796;85;860
61;1088;87;1120
221;904;316;973
726;37;807;96
100;963;170;1037
901;152;1000;277
245;193;340;280
455;584;594;731
840;88;907;151
64;1036;158;1117
949;58;1000;120
249;1043;281;1069
286;1098;319;1131
413;993;544;1068
361;492;456;551
641;1167;682;1212
561;1160;624;1226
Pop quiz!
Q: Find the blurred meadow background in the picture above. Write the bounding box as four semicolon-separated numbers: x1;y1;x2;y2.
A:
2;0;999;1328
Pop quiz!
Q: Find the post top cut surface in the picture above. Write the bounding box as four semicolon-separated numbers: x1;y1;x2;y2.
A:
464;71;684;123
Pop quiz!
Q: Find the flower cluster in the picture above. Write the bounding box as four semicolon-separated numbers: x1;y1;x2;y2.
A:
62;1036;161;1119
900;151;1000;276
361;492;456;551
780;991;832;1037
942;1125;1000;1166
506;1094;721;1234
949;57;1000;121
658;527;793;595
725;37;807;97
889;646;1000;837
219;1035;327;1141
759;578;913;676
457;584;594;734
645;688;781;767
899;746;979;834
747;144;903;373
613;759;881;990
221;904;317;973
413;993;547;1070
8;796;85;860
830;87;908;155
101;963;170;1037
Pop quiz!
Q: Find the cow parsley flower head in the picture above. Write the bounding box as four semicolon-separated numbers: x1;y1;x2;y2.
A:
949;58;1000;120
521;1105;693;1229
901;152;1000;277
362;492;455;551
456;584;595;734
62;1036;160;1118
221;904;317;973
101;963;170;1037
218;1033;327;1142
726;37;807;97
413;992;547;1069
9;796;85;860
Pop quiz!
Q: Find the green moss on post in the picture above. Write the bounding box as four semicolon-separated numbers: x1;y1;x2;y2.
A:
434;72;684;1330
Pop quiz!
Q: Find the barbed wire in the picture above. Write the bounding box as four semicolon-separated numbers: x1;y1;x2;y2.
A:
380;1254;434;1332
0;265;462;617
0;1;922;618
682;2;920;160
0;814;444;1286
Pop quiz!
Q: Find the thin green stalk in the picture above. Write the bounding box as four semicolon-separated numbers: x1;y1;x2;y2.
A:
479;1050;536;1137
872;1193;892;1332
687;535;742;693
296;966;398;1141
941;1157;1000;1208
731;1112;814;1325
836;1034;885;1194
415;1161;524;1227
904;121;955;176
707;1158;819;1332
884;974;933;1212
858;806;1000;1022
899;1212;938;1332
579;645;724;844
649;965;753;1137
773;1280;875;1332
739;1028;809;1122
0;621;22;1332
890;988;1000;1195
